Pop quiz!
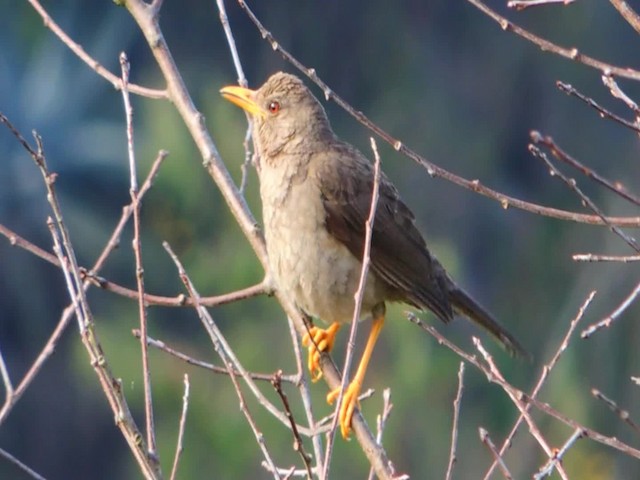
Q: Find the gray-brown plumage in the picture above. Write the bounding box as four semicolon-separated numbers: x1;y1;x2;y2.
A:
221;72;526;438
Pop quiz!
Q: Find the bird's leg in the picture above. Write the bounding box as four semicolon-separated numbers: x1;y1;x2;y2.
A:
327;313;385;439
302;322;341;382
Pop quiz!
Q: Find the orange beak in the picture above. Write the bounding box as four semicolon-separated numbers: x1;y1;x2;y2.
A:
220;85;267;118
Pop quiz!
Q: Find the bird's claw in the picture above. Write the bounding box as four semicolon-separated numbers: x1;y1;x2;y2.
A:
327;381;361;439
302;323;340;382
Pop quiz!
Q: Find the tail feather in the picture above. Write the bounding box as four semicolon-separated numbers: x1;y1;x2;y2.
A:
449;287;530;360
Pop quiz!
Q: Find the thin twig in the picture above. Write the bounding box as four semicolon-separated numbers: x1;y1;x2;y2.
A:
474;338;569;480
122;2;394;475
573;253;640;262
0;222;269;307
466;0;640;80
25;0;166;98
83;271;270;307
133;330;298;383
216;0;247;85
609;0;640;36
163;242;281;479
581;281;640;338
508;0;575;9
367;389;396;480
236;0;640;228
532;129;640;206
0;447;47;480
445;362;465;480
158;248;322;436
286;316;325;475
479;428;512;480
529;141;640;253
30;125;160;477
170;374;190;480
483;291;596;480
602;74;640;116
0;345;14;402
272;371;314;479
556;82;640;135
591;388;640;434
376;388;393;445
120;51;158;460
534;428;584;479
0;132;166;427
214;0;255;192
322;137;383;479
407;313;640;461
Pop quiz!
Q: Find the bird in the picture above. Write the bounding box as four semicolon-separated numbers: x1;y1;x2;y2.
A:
220;72;527;439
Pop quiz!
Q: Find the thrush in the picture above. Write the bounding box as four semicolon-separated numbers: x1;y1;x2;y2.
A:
221;72;526;439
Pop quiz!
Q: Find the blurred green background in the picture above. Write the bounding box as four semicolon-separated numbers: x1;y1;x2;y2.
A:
1;0;639;478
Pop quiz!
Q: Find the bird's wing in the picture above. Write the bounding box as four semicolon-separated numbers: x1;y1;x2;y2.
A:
317;143;454;323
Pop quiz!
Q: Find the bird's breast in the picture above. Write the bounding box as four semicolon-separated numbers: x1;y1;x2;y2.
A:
259;168;383;324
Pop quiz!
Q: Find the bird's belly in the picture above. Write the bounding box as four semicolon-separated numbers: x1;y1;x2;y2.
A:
263;188;382;324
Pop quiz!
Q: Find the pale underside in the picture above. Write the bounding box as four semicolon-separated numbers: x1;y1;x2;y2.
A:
260;157;387;324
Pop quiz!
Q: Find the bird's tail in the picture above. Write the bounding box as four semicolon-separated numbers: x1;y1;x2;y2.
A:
449;287;530;360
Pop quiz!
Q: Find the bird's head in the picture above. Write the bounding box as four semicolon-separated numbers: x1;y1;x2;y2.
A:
221;72;333;158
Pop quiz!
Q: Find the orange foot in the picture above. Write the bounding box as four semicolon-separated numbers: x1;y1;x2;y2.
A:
327;380;361;439
301;323;341;382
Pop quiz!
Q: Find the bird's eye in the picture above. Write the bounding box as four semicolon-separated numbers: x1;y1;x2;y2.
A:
268;101;280;114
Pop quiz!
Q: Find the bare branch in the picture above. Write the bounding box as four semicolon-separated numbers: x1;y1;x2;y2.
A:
0;345;13;404
322;137;383;477
508;0;576;11
272;371;314;479
0;223;270;308
5;115;162;477
120;51;158;459
0;447;47;480
159;243;329;438
591;388;640;434
573;253;640;262
479;428;512;480
133;330;298;383
466;0;640;80
484;291;596;480
581;281;640;338
534;428;584;480
163;242;281;478
286;316;325;474
533;129;640;206
0;147;165;426
170;374;191;480
407;313;640;461
557;81;640;136
528;142;640;252
236;0;640;227
26;0;167;98
602;74;640;115
609;0;640;35
474;338;569;480
445;362;465;480
367;388;396;480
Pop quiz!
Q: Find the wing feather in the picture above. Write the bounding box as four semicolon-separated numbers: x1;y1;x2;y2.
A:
317;142;454;323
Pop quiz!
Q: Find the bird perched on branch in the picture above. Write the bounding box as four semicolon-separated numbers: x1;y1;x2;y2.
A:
221;72;526;439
